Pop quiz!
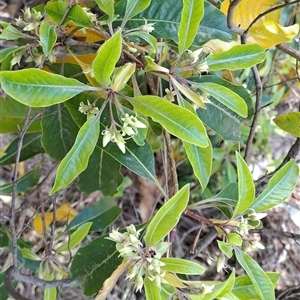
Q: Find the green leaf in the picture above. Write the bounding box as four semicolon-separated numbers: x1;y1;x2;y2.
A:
0;97;41;133
144;277;162;300
144;184;190;245
178;0;204;53
0;69;91;107
251;160;299;213
273;112;300;137
131;96;208;148
70;235;122;296
0;22;23;40
56;222;92;253
41;105;78;161
92;30;122;85
233;152;255;217
77;147;123;196
0;132;44;166
126;31;157;52
45;2;93;27
68;197;122;232
0;169;39;195
0;46;19;63
227;233;242;246
39;23;57;56
207;44;266;71
183;140;212;192
235;248;275;300
197;98;242;141
22;248;41;261
231;272;280;299
51;116;100;194
125;0;151;20
117;1;235;46
161;258;205;275
217;241;233;258
187;269;235;300
198;82;248;117
95;0;114;20
44;287;57;300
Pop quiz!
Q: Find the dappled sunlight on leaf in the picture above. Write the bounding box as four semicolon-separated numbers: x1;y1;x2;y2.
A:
221;0;299;48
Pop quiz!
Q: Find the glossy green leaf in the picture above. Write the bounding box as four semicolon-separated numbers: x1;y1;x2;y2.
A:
231;272;279;299
0;22;23;40
199;82;248;117
217;241;233;258
144;184;190;246
0;69;91;107
197;98;242;141
233;152;255;217
178;0;204;53
210;183;238;218
207;44;266;71
161;258;205;275
92;30;122;85
131;96;208;148
273;112;300;137
45;2;93;27
117;1;235;46
125;0;151;20
0;169;39;195
39;23;57;56
251;160;299;213
0;132;44;166
0;97;41;133
183;139;212;192
57;222;92;253
235;248;275;300
70;235;122;296
144;277;162;300
51;116;100;194
41;105;78;161
101;139;162;191
77;147;123;196
0;46;19;63
95;0;114;20
22;248;41;261
68;197;121;232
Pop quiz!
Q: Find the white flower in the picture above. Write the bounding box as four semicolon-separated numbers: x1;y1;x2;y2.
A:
189;48;203;63
121;114;146;129
194;59;209;74
121;125;136;136
140;19;155;33
248;209;267;221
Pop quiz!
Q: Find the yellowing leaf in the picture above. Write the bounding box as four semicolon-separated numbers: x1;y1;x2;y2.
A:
273;112;300;137
65;25;109;43
33;213;53;235
32;201;77;235
221;0;299;49
55;201;78;222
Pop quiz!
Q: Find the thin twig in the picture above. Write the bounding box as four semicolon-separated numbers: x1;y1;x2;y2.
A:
227;0;244;36
276;43;300;61
10;108;35;267
244;65;263;162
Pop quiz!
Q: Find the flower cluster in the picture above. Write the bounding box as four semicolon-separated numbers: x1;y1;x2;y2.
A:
102;114;146;153
187;48;209;74
107;225;168;292
16;7;43;31
78;100;99;119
